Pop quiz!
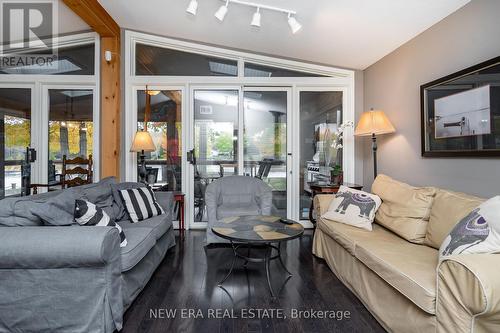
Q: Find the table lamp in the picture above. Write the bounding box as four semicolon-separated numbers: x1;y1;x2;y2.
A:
130;130;156;182
354;109;395;178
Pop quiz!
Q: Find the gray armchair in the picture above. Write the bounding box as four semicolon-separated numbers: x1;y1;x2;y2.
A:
205;176;272;244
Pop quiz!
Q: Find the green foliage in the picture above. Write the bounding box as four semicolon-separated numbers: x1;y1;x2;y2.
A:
214;132;233;154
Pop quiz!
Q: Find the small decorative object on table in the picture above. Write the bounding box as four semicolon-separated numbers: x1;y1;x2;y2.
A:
323;121;353;183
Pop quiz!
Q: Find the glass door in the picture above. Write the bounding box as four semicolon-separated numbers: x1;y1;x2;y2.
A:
298;90;344;220
48;89;94;181
190;88;239;224
135;88;183;191
243;88;290;219
0;87;33;198
189;87;291;227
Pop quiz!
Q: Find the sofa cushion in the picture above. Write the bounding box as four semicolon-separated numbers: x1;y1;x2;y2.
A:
372;174;436;244
317;217;382;255
121;227;156;272
30;190;83;226
318;217;438;314
424;189;484;249
354;236;438;314
216;202;260;220
0;190;62;227
118;214;172;240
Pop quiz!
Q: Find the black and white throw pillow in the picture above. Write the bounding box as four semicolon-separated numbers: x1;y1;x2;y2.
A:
118;186;164;223
74;199;127;247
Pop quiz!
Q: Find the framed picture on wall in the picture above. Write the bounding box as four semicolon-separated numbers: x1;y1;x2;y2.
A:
420;56;500;157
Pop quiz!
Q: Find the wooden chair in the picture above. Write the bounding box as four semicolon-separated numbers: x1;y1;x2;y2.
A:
61;154;93;189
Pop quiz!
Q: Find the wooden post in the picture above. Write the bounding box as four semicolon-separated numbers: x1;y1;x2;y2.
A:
63;0;121;179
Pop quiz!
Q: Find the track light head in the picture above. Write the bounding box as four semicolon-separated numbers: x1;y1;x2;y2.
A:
186;0;198;15
215;1;229;21
250;7;261;27
287;13;302;34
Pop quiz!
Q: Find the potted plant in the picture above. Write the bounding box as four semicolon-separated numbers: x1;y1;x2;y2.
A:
324;121;353;184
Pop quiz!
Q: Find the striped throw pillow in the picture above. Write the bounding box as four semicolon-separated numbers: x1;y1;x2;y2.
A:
118;186;164;223
74;199;127;247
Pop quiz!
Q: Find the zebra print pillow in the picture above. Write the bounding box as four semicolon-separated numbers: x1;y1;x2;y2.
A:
118;186;164;223
74;199;127;247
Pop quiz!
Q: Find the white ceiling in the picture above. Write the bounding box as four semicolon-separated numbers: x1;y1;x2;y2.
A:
96;0;470;70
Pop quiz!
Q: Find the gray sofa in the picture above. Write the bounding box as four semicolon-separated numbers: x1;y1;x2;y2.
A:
205;176;272;244
0;177;176;332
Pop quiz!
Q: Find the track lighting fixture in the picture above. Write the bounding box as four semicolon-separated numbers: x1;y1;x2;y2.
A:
215;0;229;21
186;0;301;33
250;7;261;27
186;0;198;15
287;13;302;34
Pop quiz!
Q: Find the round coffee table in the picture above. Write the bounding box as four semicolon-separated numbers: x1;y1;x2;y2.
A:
212;215;304;298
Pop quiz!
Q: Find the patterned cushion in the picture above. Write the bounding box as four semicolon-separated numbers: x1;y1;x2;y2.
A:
440;196;500;258
74;199;127;247
322;186;382;231
118;186;164;223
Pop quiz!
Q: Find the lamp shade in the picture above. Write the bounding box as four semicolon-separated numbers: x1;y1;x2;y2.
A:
355;110;396;136
130;130;156;152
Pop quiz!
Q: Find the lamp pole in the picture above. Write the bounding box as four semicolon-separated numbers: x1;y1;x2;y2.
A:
371;133;377;178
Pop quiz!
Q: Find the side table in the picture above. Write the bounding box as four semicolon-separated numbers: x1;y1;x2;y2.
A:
173;191;185;231
309;182;363;223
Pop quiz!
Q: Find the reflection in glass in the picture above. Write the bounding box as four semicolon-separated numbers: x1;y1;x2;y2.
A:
136;43;238;76
193;90;239;222
0;43;95;75
137;90;182;192
48;90;93;178
244;91;287;218
244;62;326;77
299;91;343;219
0;88;31;198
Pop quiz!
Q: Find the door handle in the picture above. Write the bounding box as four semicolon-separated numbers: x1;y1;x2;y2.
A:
187;149;195;165
26;147;37;163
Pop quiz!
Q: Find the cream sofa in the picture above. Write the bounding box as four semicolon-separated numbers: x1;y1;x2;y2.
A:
312;175;500;333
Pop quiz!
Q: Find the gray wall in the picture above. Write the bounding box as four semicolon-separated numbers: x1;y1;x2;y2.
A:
362;0;500;197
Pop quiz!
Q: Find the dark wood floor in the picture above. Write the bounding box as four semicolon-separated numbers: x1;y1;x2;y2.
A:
122;230;385;333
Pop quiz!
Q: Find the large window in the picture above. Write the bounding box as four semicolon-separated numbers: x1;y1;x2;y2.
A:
126;31;355;227
0;43;95;75
48;89;94;177
135;43;238;76
0;88;31;198
0;33;99;189
137;90;182;191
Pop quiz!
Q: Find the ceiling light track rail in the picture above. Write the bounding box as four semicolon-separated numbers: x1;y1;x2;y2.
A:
223;0;296;15
186;0;302;33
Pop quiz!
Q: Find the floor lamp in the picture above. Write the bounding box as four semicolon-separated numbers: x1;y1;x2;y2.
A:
130;130;156;183
354;109;395;178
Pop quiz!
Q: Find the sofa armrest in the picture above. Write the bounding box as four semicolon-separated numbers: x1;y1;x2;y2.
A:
314;194;334;217
437;254;500;333
0;226;120;269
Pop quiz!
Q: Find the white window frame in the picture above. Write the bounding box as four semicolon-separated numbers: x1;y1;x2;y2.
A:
124;30;356;228
0;32;100;185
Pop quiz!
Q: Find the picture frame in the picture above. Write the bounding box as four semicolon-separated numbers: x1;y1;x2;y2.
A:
420;56;500;157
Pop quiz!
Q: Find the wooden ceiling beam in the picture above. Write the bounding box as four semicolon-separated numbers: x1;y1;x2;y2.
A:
62;0;120;37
